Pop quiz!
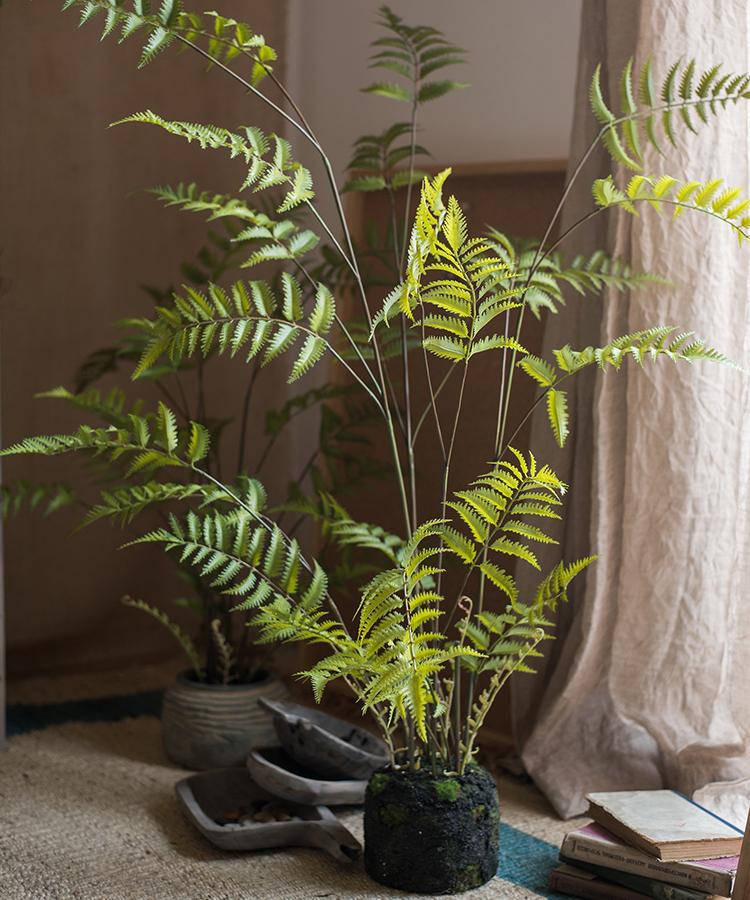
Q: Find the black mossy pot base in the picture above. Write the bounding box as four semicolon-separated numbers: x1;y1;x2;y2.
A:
363;765;500;895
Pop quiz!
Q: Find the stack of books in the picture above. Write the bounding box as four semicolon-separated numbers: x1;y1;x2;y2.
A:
550;790;744;900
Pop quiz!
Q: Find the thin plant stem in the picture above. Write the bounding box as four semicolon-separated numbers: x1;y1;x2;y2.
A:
452;657;461;771
493;301;513;456
441;363;469;516
237;362;261;474
154;380;189;423
292;258;382;394
413;364;452;446
463;669;476;766
399;43;420;272
174;373;192;423
436;361;469;599
177;32;413;537
400;78;421;528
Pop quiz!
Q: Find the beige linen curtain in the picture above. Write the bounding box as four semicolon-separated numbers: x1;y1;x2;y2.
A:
514;0;750;822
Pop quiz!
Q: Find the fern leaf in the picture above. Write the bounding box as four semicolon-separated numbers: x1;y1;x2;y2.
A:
546;389;569;448
156;401;178;454
309;285;335;334
422;335;467;361
186;421;210;463
518;355;557;388
289;334;326;382
593;57;750;168
210;618;235;684
0;481;76;518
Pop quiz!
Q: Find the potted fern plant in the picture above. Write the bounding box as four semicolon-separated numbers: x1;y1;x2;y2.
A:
4;1;747;893
0;225;386;770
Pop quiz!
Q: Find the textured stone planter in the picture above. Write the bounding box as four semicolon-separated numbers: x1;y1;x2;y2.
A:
162;671;288;770
364;765;500;894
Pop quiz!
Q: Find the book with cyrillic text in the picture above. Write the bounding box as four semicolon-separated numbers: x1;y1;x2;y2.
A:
549;863;650;899
561;823;738;897
559;854;724;900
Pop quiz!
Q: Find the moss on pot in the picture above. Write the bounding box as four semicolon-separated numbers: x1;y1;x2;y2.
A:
363;765;500;895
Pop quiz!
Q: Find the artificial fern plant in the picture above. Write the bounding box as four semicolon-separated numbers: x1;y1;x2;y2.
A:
1;1;743;773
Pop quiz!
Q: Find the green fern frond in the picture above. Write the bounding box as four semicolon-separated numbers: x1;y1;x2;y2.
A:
127;509;334;645
36;385;141;429
591;57;750;170
374;173;533;368
0;481;76;518
83;481;210;526
0;401;202;480
533;556;597;612
122;595;204;679
63;0;276;82
554;326;731;373
593;173;750;243
315;495;404;564
116;112;314;214
361;5;466;110
210;618;235;684
518;326;731;448
135;276;336;384
485;230;662;317
148;183;320;268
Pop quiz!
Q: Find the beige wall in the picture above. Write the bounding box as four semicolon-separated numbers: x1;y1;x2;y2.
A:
287;0;582;176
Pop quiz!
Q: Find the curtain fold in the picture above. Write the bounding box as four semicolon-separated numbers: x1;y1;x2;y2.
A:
514;0;750;824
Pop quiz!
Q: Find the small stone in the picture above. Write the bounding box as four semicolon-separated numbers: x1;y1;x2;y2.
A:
252;810;276;823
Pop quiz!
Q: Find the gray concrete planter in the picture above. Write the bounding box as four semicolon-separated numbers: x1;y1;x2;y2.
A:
162;671;288;770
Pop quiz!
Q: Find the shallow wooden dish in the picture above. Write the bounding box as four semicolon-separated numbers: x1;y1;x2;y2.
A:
175;766;360;862
246;747;369;806
259;697;389;780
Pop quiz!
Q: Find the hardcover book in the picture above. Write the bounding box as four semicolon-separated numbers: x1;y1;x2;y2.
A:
586;791;743;861
561;854;723;900
549;863;650;899
561;823;737;896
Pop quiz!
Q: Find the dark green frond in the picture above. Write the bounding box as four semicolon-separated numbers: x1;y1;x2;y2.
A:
63;0;276;82
0;481;76;518
135;276;336;384
116;112;314;214
148;183;319;269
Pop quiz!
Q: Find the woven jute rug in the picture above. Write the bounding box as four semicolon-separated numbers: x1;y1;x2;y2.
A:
1;664;584;899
